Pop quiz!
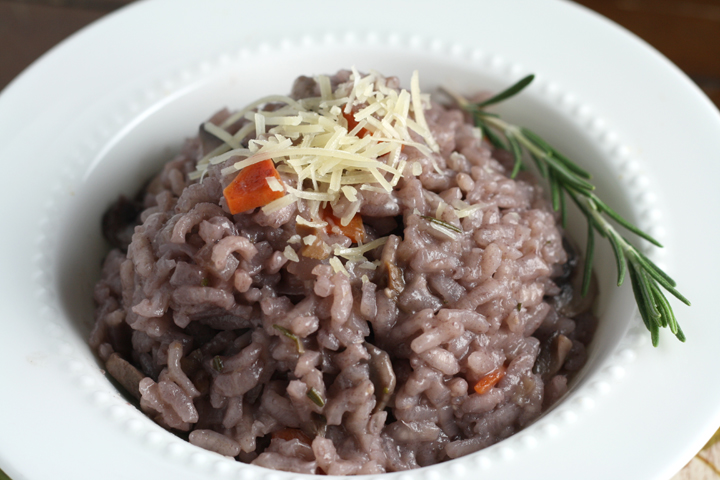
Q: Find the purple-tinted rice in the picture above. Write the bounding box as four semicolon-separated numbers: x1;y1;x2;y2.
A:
91;71;596;474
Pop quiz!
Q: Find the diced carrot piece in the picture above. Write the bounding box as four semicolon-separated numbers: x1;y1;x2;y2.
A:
321;204;366;243
342;111;369;138
271;428;312;445
223;159;285;214
473;366;507;395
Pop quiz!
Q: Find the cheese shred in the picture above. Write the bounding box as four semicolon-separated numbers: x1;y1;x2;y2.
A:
191;69;445;269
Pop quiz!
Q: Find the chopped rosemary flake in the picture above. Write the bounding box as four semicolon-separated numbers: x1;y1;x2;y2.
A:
212;355;224;372
190;349;203;362
200;277;210;287
516;303;522;311
420;215;462;233
273;324;305;353
458;74;690;346
306;387;325;407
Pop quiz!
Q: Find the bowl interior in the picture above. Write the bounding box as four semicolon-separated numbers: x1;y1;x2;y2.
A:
52;45;636;456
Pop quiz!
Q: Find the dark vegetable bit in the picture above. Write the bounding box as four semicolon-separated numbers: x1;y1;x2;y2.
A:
364;341;397;413
180;349;204;377
553;237;579;283
105;352;145;400
549;237;597;317
212;355;225;373
384;261;405;298
101;195;144;251
553;265;598;318
532;332;574;382
311;413;327;438
306;387;325;408
301;236;333;260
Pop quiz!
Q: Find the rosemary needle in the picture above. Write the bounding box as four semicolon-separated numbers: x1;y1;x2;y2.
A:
455;75;690;346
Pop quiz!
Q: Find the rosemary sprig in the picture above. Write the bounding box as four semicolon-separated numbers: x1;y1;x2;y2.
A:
273;324;305;353
453;75;690;346
306;387;326;408
212;355;224;373
420;214;463;234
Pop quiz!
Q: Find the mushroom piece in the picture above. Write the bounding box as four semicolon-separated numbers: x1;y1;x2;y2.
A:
384;261;405;298
553;271;598;318
364;342;397;413
101;195;143;252
532;333;574;382
551;238;598;318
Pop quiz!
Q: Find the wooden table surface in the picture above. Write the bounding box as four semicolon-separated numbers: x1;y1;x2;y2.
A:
0;1;719;479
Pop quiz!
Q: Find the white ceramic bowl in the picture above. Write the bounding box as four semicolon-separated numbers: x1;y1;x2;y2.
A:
1;1;719;479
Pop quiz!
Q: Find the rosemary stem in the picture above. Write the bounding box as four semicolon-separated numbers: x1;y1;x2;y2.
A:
458;75;689;345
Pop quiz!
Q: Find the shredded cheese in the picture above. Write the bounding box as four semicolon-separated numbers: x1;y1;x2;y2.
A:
360;184;388;194
190;70;448;268
436;201;446;219
329;256;350;277
296;216;328;228
455;203;484;218
341;186;358;202
261;193;296;214
266;176;284;192
334;237;388;259
204;122;241;149
254;113;266;136
358;262;378;270
283;246;300;262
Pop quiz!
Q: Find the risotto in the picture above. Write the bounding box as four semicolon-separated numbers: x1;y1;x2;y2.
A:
91;69;596;474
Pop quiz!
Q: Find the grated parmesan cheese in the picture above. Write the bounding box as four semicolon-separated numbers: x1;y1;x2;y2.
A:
261;193;296;214
204;122;241;149
436;201;446;219
360;184;388;194
329;256;350;277
191;69;447;251
334;237;388;259
254;113;266;136
410;70;439;154
358;262;378;270
296;216;328;228
341;186;358;202
455;203;484;218
266;176;284;192
283;246;300;262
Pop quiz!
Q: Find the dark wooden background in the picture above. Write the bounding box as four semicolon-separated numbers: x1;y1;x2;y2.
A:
0;1;718;479
0;0;719;109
